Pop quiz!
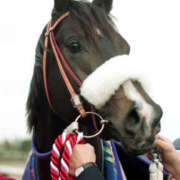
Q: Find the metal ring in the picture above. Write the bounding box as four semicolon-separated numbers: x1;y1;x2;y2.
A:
74;112;108;139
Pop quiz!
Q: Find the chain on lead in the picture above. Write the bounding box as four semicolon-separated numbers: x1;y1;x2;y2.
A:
149;148;164;180
151;148;162;166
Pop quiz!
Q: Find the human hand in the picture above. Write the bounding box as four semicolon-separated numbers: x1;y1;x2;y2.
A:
155;135;180;179
69;143;96;176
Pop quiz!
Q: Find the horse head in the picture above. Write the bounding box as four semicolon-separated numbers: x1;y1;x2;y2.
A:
26;0;162;179
80;55;162;155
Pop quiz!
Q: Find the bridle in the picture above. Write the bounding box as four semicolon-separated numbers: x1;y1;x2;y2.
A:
43;12;102;133
35;13;165;180
43;12;87;118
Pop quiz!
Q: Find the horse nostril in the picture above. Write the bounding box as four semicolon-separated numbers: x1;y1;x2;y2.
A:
128;109;140;124
124;109;142;136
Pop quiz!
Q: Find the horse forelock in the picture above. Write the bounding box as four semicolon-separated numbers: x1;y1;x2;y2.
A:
52;0;117;52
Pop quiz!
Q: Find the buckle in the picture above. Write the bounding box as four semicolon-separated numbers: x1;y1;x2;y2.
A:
71;95;82;108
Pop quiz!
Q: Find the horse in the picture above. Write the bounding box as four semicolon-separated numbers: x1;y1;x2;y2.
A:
24;0;163;179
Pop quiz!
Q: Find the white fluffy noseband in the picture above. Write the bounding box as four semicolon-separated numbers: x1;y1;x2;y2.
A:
80;55;149;109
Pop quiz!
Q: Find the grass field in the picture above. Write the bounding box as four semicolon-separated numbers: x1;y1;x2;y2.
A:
0;139;31;180
0;160;26;180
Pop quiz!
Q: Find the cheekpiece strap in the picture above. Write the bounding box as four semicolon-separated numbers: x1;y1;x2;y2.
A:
43;12;86;118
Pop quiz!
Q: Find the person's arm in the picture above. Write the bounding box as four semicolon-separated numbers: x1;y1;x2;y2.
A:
155;135;180;180
69;144;105;180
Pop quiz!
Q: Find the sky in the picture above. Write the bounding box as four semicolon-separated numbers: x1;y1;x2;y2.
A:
0;0;179;142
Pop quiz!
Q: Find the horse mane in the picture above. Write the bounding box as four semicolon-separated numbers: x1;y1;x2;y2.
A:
26;0;117;132
26;28;48;132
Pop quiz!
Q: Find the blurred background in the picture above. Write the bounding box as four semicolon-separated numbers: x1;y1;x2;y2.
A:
0;0;179;179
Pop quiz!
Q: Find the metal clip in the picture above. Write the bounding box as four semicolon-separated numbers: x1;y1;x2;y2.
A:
152;148;161;166
71;95;82;108
149;149;164;180
74;112;108;139
153;153;159;167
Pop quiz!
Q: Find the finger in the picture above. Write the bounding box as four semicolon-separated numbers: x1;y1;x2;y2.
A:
156;135;172;144
168;175;176;180
85;143;95;152
85;143;93;148
155;139;172;151
74;143;93;150
74;144;84;148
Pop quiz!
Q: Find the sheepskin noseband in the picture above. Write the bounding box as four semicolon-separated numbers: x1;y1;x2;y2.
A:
80;55;149;109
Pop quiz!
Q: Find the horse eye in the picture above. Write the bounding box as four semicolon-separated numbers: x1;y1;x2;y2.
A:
68;42;82;53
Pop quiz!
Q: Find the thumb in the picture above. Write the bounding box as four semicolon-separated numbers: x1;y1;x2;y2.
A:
155;139;171;152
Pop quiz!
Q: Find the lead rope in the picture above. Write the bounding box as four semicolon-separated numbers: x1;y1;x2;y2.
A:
149;152;164;180
50;113;108;180
50;122;85;180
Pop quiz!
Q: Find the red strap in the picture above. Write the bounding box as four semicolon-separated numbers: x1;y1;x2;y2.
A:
43;22;55;112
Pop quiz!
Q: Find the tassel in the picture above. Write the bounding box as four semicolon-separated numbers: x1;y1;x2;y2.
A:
150;162;158;180
157;162;163;180
149;153;163;180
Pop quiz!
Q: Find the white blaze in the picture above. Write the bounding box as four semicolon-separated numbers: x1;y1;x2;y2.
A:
123;80;154;126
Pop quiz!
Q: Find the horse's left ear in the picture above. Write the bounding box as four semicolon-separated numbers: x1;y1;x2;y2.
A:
92;0;113;13
54;0;70;12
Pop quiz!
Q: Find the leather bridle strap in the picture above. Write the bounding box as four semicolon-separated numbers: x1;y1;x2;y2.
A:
43;12;86;118
43;22;53;111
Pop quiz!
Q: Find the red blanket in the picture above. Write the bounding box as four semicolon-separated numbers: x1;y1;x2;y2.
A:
0;174;16;180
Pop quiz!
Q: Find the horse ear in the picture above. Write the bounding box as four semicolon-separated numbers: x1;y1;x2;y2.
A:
92;0;113;13
54;0;70;12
